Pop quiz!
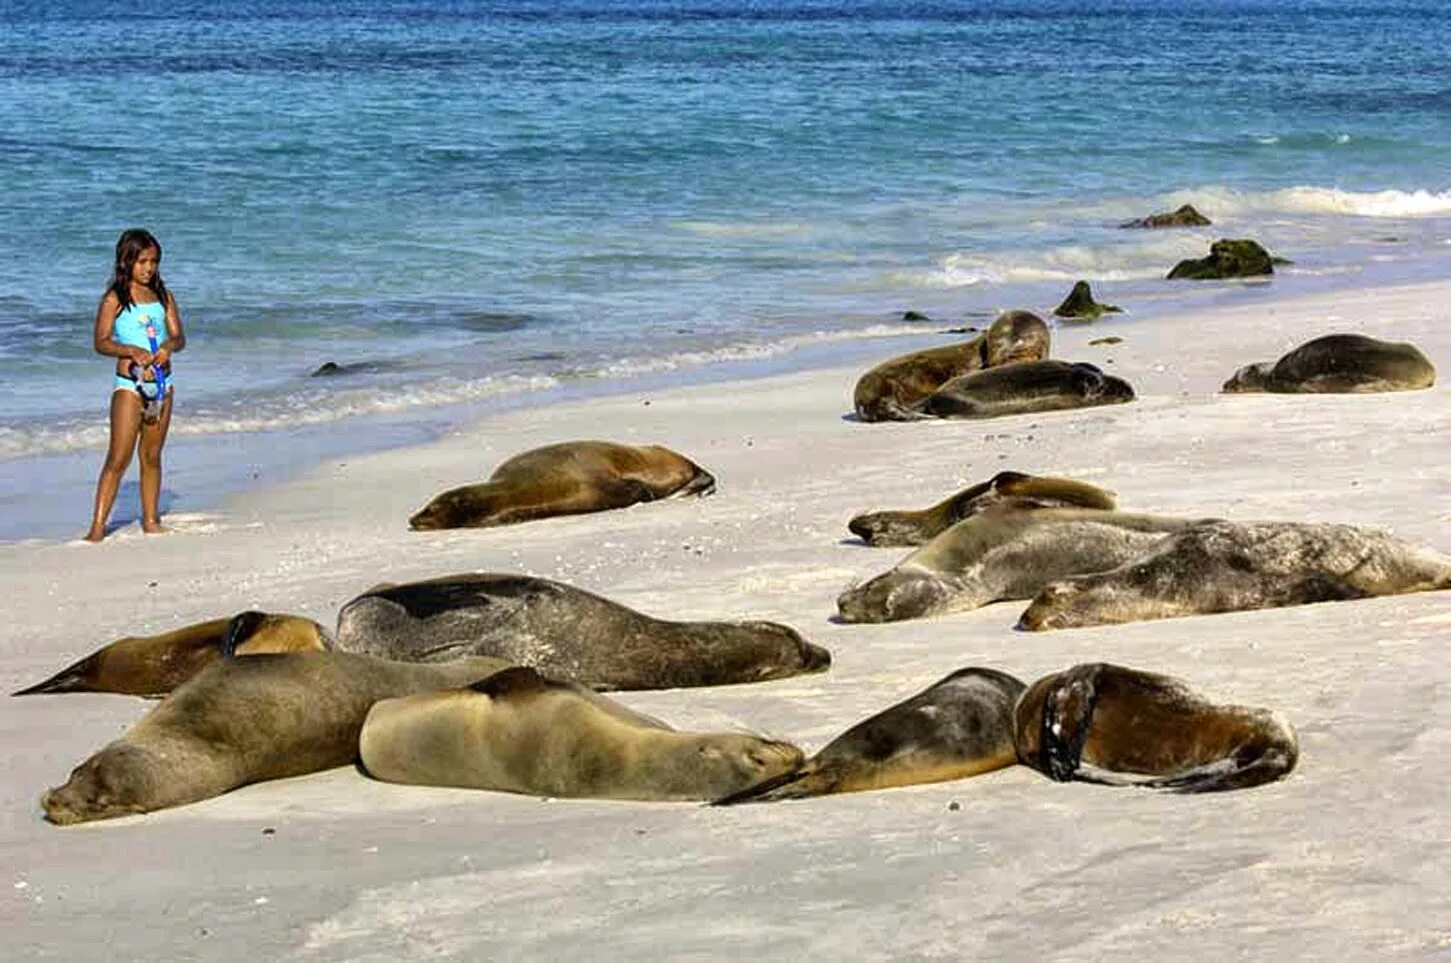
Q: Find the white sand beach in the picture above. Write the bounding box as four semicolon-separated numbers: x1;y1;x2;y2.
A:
3;279;1449;959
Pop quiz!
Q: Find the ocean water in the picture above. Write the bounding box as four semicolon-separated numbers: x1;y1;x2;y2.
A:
3;0;1450;539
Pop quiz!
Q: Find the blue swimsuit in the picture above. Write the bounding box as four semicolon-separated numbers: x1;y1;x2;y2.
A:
111;301;175;397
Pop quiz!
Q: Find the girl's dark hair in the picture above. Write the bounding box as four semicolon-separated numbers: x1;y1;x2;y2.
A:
110;228;170;310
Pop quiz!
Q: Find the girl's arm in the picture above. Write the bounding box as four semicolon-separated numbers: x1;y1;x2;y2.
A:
93;292;151;365
154;291;186;365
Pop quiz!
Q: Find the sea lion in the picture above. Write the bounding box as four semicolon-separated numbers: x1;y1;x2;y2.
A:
359;666;804;802
852;310;1050;422
1013;663;1299;792
41;651;511;825
335;572;830;691
1221;333;1436;393
920;360;1135;420
1018;520;1451;631
713;667;1025;805
12;611;330;698
838;507;1198;624
847;470;1118;547
408;440;716;530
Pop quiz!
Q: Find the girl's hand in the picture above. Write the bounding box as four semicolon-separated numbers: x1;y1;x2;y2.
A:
153;346;171;367
128;347;154;366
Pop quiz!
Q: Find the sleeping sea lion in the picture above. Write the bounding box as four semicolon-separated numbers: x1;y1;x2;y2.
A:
40;651;511;825
1018;520;1451;631
408;440;716;530
920;360;1135;419
1013;663;1299;792
847;470;1118;547
334;572;830;691
852;310;1050;422
713;667;1025;804
359;666;804;802
12;611;330;698
1222;333;1436;393
837;507;1199;624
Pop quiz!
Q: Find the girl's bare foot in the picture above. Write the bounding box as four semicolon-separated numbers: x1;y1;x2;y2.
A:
142;519;165;535
83;528;105;543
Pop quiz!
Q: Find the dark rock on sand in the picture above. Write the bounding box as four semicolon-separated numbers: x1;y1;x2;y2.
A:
1052;281;1122;321
1121;204;1212;228
1167;239;1277;280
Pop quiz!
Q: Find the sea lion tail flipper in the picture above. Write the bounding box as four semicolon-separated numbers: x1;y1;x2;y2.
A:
12;652;103;696
221;611;269;658
469;665;552;698
1038;664;1102;782
709;766;813;806
1140;732;1299;793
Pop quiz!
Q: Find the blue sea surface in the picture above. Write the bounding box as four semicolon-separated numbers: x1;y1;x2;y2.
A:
2;0;1449;538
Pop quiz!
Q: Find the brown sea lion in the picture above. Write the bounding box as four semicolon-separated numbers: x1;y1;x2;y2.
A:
1013;663;1299;792
847;470;1118;547
334;572;830;691
837;507;1199;624
12;611;330;698
359;666;804;802
1018;520;1451;631
713;667;1025;805
408;440;716;530
920;360;1135;419
41;651;511;825
852;310;1051;422
1222;333;1436;393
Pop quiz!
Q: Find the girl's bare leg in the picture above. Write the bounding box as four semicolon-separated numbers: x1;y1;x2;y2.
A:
86;391;144;542
137;392;174;534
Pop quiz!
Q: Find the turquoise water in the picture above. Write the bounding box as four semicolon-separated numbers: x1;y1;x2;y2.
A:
3;0;1450;537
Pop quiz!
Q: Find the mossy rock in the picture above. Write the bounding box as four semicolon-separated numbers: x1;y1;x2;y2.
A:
1053;280;1122;321
1167;239;1277;280
1122;204;1212;228
902;310;932;322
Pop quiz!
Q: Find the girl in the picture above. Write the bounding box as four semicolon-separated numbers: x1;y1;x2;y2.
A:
85;228;187;542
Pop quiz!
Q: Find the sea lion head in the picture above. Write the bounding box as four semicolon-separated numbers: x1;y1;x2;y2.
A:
1071;363;1136;403
1221;362;1274;393
1016;578;1111;631
408;487;476;530
690;735;805;800
42;744;157;826
697;621;831;684
983;310;1051;367
837;568;954;624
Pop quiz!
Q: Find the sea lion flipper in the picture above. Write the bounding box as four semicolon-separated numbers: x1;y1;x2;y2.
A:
709;766;812;806
470;665;551;698
1039;664;1101;782
221;611;268;658
12;652;103;696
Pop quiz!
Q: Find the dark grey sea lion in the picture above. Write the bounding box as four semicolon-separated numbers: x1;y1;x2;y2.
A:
360;666;804;802
13;612;330;698
1222;333;1435;393
837;507;1199;624
1052;280;1122;321
40;652;512;825
335;572;830;691
919;360;1135;420
713;667;1026;804
1013;663;1299;793
408;440;716;531
847;470;1117;548
1018;520;1451;631
852;310;1051;422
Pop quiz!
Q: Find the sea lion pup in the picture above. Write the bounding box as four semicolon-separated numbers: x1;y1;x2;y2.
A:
847;470;1117;547
920;360;1135;420
408;440;716;530
335;573;830;691
1221;333;1436;394
1013;663;1299;793
713;667;1025;805
359;666;804;802
852;310;1050;422
1019;520;1451;631
837;507;1199;624
12;611;330;698
40;651;512;826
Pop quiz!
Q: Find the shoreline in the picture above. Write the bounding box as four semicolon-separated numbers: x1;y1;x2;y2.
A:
3;268;1449;958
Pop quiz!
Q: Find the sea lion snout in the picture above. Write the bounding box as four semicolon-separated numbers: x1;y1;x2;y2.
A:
837;570;951;623
1017;581;1085;631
